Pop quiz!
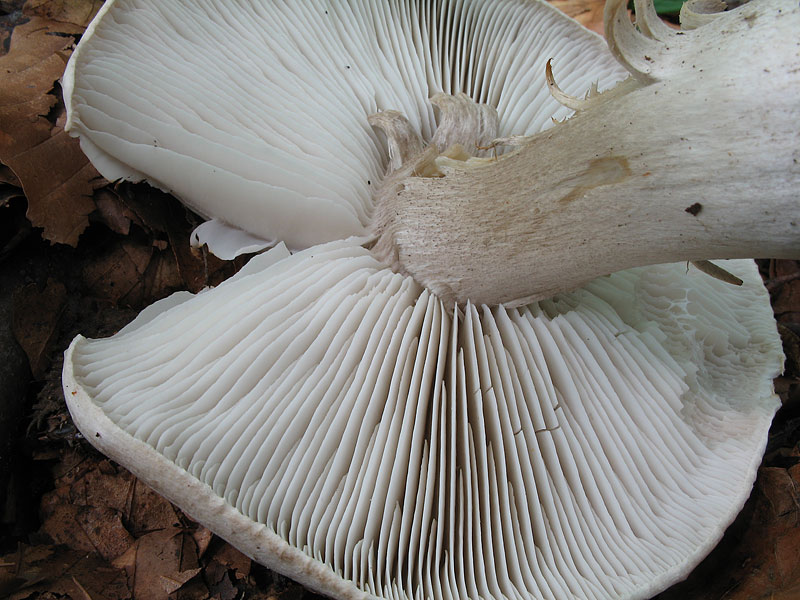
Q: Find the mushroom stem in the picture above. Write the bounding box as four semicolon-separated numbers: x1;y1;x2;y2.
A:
371;0;800;307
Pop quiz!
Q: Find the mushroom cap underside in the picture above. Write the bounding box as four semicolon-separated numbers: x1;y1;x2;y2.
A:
63;0;628;256
64;240;782;600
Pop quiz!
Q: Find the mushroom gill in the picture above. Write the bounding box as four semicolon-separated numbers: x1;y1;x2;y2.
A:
62;0;628;256
65;242;782;600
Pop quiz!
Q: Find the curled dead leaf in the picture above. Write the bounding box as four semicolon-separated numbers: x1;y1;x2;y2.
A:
0;17;104;246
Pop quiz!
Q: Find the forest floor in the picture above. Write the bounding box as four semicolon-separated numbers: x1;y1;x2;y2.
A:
1;1;799;599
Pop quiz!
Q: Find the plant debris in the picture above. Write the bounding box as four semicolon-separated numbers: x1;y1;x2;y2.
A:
12;278;66;379
0;13;102;246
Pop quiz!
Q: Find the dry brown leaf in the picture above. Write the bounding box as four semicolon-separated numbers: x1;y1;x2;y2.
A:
11;277;66;378
771;259;800;280
81;228;211;308
125;478;182;537
82;239;154;305
0;545;56;594
774;281;800;317
205;559;239;600
31;450;220;598
549;0;606;34
23;0;103;28
103;185;238;294
41;504;135;561
41;450;182;534
48;446;96;487
0;16;102;246
1;543;131;600
65;460;134;515
191;524;214;558
115;185;172;236
0;164;20;186
201;542;253;600
173;577;216;600
143;245;186;300
15;116;104;245
212;543;252;580
114;528;203;600
70;575;93;600
94;188;135;236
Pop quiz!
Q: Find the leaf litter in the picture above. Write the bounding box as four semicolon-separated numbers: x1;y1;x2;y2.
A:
0;12;102;246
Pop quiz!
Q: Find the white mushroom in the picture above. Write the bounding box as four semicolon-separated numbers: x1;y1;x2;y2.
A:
61;1;798;599
64;242;783;600
62;0;627;257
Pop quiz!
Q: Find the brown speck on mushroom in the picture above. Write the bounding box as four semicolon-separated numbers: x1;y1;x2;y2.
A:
685;202;703;216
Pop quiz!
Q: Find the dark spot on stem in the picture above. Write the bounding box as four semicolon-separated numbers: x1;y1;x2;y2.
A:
685;202;703;216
